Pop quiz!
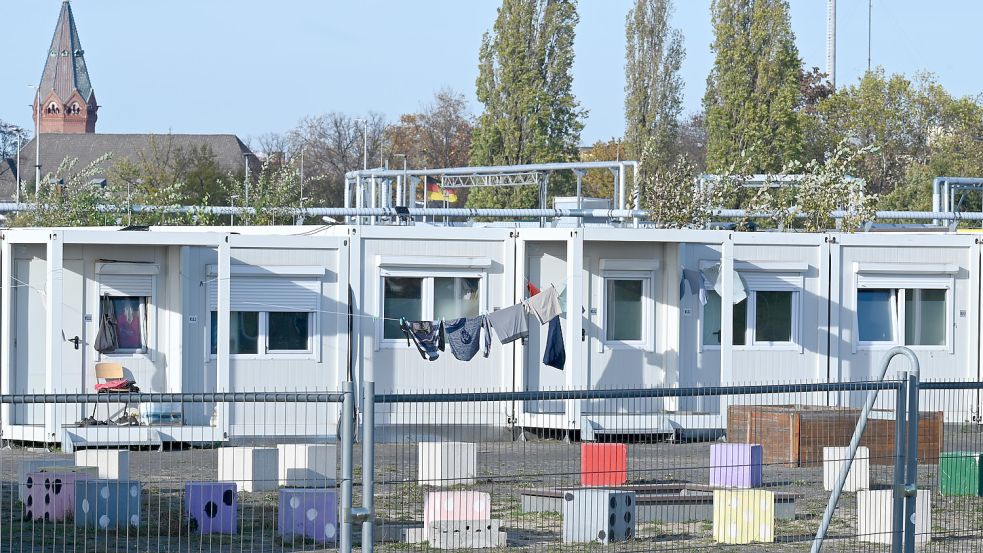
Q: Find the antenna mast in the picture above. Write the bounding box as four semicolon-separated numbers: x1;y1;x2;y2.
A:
826;0;836;88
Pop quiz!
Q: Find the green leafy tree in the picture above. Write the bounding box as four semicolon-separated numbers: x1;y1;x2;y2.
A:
467;0;585;209
703;0;803;174
13;154;121;227
816;69;983;198
751;142;879;232
222;157;303;226
624;0;685;165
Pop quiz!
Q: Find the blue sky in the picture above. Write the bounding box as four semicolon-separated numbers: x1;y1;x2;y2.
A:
1;1;980;146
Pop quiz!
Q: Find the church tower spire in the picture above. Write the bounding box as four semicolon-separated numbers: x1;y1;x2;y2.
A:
35;1;98;134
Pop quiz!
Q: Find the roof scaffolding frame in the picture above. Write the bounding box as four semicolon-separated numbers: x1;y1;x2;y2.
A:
440;171;543;189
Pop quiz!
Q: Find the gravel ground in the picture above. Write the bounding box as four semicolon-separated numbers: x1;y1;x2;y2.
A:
1;423;982;552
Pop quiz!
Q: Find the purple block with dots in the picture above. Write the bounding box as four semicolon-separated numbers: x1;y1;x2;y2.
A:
186;482;238;535
278;488;338;543
23;471;92;522
710;443;763;488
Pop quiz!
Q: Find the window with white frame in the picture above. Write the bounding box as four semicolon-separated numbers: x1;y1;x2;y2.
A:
381;275;482;339
209;311;313;355
600;260;657;349
856;288;947;346
97;263;158;355
702;271;801;347
208;265;322;358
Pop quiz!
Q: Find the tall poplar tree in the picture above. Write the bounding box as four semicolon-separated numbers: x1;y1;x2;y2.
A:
624;0;685;163
703;0;803;173
467;0;584;209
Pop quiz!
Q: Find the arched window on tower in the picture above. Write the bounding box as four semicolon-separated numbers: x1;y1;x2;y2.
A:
46;102;61;115
69;103;81;115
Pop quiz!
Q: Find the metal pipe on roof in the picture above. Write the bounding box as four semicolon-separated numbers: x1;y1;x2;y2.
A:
344;160;639;180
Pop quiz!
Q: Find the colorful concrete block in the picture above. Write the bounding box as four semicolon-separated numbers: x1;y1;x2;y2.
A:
17;458;75;502
561;488;636;544
186;482;238;535
580;443;628;486
217;447;278;492
418;442;477;486
423;491;492;529
74;480;142;529
23;471;93;522
75;450;130;480
858;489;931;544
278;488;338;543
712;490;775;544
710;443;763;489
277;444;337;487
940;451;983;496
823;446;870;492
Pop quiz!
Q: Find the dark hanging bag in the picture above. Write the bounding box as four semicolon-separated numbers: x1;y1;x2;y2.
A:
94;295;119;353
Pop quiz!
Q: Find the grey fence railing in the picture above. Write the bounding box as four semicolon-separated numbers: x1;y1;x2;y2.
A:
2;376;982;552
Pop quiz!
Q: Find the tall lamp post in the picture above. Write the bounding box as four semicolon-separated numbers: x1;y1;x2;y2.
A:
30;84;41;191
355;118;368;170
243;152;257;205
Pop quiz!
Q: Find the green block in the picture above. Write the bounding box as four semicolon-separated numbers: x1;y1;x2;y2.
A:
940;451;983;496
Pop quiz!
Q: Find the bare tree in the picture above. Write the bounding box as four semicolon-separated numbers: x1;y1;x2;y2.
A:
0;120;31;159
287;112;387;207
386;89;473;170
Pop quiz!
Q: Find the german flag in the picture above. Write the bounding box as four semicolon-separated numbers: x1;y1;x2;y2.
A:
426;177;458;203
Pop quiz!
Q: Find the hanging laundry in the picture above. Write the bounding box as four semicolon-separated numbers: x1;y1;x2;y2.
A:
524;285;562;325
400;318;445;361
486;304;529;344
542;316;565;370
680;268;708;305
445;315;491;361
702;264;747;304
526;279;541;298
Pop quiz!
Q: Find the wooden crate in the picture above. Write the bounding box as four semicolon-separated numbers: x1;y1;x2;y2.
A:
727;405;943;467
863;411;943;465
727;405;859;467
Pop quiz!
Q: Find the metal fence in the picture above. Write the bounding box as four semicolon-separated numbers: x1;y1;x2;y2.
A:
2;375;983;552
1;391;348;553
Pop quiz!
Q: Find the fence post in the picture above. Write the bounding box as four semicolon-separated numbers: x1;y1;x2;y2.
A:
362;381;375;553
902;369;921;553
891;371;908;553
340;380;355;553
811;347;919;553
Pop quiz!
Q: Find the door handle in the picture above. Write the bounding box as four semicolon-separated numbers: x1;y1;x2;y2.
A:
581;328;587;342
69;336;81;350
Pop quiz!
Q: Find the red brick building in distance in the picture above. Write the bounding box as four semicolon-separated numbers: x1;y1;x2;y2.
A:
34;1;98;134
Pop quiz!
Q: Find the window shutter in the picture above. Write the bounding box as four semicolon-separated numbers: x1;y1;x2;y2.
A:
210;277;321;312
100;274;154;297
739;272;802;292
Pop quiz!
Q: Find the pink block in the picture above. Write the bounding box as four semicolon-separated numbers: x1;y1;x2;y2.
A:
423;491;491;528
24;472;92;522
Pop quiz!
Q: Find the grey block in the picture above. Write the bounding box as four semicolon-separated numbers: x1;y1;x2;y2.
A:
74;479;141;529
428;520;506;549
562;489;636;544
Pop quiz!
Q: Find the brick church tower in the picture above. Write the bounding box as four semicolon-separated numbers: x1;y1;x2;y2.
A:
34;1;98;134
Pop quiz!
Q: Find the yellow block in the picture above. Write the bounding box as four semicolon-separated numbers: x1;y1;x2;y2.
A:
712;489;775;544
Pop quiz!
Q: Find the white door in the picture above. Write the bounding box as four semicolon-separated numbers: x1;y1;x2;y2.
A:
60;259;86;424
13;259;46;425
586;259;658;415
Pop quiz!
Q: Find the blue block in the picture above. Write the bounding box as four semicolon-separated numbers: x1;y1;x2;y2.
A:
75;479;141;529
